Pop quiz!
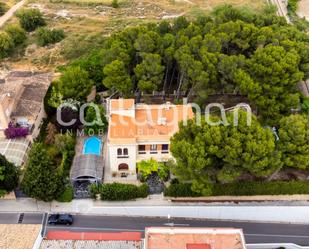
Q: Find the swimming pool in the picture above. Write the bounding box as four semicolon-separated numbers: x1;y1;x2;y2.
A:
83;137;102;156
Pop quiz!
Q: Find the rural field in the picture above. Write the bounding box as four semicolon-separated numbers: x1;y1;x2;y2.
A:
2;0;266;70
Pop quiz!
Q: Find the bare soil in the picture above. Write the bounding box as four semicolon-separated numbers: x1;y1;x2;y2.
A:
297;0;309;20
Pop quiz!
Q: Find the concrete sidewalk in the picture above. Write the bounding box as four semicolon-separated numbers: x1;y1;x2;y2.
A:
2;198;309;224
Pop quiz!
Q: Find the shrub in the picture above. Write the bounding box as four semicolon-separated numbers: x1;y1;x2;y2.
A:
57;185;73;202
302;98;309;114
164;183;202;197
287;0;300;13
4;24;26;45
0;31;14;58
4;122;29;139
100;183;149;201
0;3;8;16
212;181;309;196
36;27;65;46
16;8;45;32
58;150;75;178
164;181;309;197
89;183;101;200
137;159;169;182
112;0;119;8
0;154;19;192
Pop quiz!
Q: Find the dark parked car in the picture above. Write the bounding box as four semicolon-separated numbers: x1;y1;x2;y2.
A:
48;214;73;225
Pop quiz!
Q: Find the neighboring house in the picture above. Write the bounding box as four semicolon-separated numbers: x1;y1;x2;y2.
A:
144;227;247;249
0;71;52;140
0;224;42;249
39;227;246;249
107;99;194;178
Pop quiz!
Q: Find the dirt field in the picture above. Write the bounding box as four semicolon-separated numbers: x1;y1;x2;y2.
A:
1;0;266;70
297;0;309;20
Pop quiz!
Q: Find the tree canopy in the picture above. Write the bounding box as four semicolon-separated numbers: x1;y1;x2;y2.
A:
170;110;282;195
66;5;308;122
21;143;63;201
278;114;309;169
0;155;19;196
57;66;94;101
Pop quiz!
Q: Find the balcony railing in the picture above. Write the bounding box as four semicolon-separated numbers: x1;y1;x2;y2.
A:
117;155;129;159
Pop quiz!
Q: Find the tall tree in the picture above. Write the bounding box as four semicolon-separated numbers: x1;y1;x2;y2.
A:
0;155;19;194
103;60;133;96
58;66;94;101
134;53;165;93
248;45;304;121
84;103;108;134
278;114;309;169
21;143;63;201
171;111;282;195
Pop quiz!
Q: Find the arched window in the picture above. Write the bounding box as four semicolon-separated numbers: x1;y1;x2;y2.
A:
118;163;129;171
123;148;128;155
117;148;122;156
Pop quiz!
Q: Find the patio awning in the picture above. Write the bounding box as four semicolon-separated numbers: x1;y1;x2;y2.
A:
70;154;104;182
0;138;30;166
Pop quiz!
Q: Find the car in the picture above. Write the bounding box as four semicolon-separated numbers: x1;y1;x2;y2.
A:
48;214;73;225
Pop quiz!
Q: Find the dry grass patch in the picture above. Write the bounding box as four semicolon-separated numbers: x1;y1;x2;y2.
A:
3;0;266;69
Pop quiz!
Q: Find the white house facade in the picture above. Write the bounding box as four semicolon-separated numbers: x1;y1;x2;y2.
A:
106;99;194;178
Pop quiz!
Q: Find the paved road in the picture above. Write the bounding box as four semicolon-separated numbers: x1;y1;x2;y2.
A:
1;213;309;245
0;0;26;28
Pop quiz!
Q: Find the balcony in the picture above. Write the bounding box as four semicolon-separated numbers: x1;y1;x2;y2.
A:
117;155;129;159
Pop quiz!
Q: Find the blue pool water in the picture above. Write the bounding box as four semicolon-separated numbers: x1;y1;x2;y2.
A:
83;137;102;156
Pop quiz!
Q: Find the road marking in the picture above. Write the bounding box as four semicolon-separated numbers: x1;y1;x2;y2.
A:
164;223;190;227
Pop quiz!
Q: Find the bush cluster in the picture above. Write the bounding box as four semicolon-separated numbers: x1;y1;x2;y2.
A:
287;0;300;13
164;183;202;197
0;8;46;59
94;183;149;201
4;122;29;139
0;2;8;16
164;181;309;197
36;27;65;46
16;8;45;32
212;181;309;196
57;185;74;202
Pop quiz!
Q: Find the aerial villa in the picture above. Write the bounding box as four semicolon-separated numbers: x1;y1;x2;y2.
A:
106;99;194;179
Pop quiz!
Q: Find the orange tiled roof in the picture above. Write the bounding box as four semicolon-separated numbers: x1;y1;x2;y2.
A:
110;99;135;111
145;227;246;249
108;101;194;143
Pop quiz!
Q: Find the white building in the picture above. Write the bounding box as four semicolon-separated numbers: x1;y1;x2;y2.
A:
107;99;194;178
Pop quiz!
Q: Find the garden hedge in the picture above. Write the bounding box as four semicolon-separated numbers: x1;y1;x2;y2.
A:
164;181;309;197
100;183;149;201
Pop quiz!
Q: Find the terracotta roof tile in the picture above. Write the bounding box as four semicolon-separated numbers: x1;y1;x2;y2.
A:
108;100;194;143
110;99;135;111
145;227;246;249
